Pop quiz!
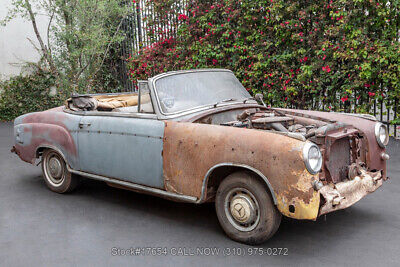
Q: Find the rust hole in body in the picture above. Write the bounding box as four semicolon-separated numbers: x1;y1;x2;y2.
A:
289;205;295;213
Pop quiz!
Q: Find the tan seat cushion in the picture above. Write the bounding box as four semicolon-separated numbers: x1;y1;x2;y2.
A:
94;94;139;110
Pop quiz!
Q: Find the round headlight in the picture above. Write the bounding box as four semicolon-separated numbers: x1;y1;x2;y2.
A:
375;122;389;148
303;142;323;175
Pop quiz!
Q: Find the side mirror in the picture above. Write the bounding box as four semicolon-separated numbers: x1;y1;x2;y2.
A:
255;93;263;102
255;93;267;107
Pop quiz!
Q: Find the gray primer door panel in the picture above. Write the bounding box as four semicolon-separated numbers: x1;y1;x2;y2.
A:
77;115;165;189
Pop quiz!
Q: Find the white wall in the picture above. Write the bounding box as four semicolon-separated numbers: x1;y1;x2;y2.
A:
0;0;48;79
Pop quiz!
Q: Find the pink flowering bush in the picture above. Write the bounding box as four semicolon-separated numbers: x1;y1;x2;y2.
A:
128;0;400;115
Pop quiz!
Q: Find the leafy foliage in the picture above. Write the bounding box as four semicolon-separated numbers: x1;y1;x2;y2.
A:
128;0;400;114
0;68;60;121
1;0;129;96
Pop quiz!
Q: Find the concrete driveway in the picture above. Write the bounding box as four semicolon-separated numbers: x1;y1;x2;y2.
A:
0;121;399;266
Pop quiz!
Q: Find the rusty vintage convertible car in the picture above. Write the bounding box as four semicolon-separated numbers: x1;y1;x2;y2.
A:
12;69;389;245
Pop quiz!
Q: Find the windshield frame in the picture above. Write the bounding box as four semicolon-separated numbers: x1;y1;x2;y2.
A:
150;69;255;116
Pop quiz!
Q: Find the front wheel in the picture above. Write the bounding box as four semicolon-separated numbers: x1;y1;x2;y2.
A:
215;171;281;245
41;149;79;193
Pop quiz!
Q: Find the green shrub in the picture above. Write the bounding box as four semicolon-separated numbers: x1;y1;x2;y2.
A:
0;69;61;121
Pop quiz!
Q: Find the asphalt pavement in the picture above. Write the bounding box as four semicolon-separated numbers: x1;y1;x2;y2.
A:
0;121;399;266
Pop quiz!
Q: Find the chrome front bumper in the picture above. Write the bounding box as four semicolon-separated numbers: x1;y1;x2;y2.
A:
319;169;383;216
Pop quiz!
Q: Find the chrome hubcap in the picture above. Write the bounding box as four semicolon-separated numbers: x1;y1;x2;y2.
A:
48;157;62;179
45;152;65;186
225;188;260;232
230;194;256;224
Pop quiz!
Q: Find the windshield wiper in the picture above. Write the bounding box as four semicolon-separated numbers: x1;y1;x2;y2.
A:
213;98;238;108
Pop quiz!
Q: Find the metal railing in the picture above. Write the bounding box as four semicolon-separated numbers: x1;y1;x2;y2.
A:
373;98;398;138
119;0;188;91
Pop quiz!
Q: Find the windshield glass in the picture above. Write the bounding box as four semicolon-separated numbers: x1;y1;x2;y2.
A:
154;71;253;114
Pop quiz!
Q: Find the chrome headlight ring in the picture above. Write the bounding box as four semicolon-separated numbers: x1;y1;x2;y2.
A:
375;122;389;148
303;141;323;175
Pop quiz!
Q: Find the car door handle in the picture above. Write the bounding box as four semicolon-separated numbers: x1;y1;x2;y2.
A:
79;122;92;129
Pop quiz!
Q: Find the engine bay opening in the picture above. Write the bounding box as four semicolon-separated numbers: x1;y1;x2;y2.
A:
194;108;368;184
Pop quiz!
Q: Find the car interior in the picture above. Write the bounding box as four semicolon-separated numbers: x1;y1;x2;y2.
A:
65;81;155;114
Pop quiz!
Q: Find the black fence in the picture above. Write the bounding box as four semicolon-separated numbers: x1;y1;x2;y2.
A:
373;98;398;138
119;0;188;91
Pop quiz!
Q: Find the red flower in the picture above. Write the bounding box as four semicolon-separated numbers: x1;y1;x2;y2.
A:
368;92;375;97
322;65;331;73
178;14;188;21
341;96;348;102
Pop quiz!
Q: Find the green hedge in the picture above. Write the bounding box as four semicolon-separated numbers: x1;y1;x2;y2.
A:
0;70;62;121
128;0;400;116
0;65;123;121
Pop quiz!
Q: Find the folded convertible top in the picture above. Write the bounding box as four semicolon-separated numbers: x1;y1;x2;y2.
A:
65;93;139;111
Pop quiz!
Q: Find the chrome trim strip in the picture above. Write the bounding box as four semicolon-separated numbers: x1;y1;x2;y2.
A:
199;163;277;204
151;68;233;81
68;168;198;203
334;112;377;121
70;129;163;139
63;108;158;120
158;102;261;120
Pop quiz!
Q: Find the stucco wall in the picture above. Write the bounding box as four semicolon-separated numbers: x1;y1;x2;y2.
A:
0;0;48;79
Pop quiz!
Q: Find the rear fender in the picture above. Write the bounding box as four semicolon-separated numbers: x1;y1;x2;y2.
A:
13;122;78;168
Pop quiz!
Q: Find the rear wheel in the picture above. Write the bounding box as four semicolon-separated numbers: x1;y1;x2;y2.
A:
41;149;79;193
215;171;281;245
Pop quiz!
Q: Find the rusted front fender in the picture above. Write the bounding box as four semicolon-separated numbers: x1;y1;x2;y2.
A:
163;121;320;220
